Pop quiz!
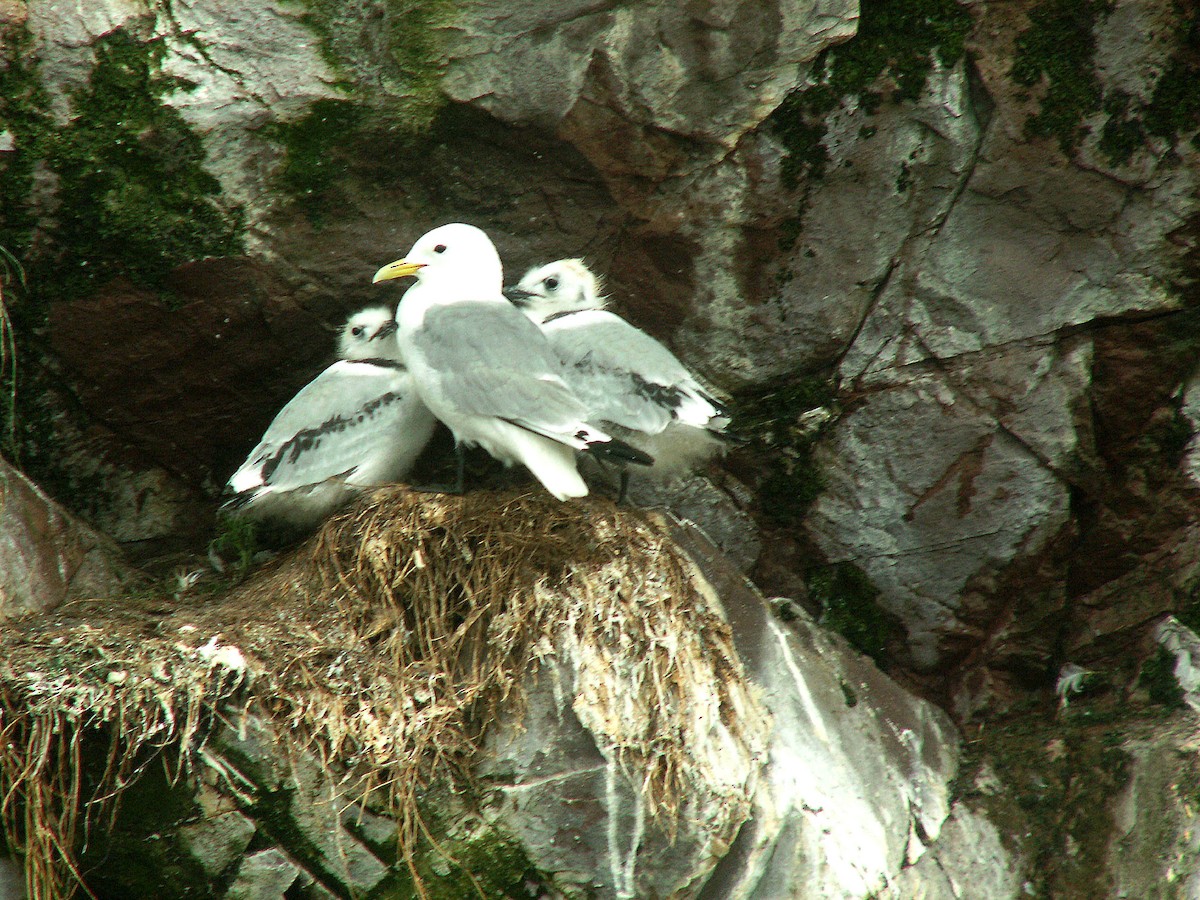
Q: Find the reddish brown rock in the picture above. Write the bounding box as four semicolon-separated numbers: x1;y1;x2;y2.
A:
0;457;129;618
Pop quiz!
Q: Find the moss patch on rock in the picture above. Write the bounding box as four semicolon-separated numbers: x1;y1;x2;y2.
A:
806;562;901;666
45;31;244;302
1014;0;1198;163
0;27;46;261
1142;32;1200;147
951;699;1200;899
1010;0;1108;155
957;708;1128;897
288;0;454;124
767;0;973;190
734;374;836;523
79;754;215;900
380;808;550;900
1138;646;1186;709
2;24;245;310
273;0;456;222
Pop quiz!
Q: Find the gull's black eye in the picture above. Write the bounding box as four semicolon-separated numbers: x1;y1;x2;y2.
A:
351;325;365;336
544;276;559;290
433;244;447;254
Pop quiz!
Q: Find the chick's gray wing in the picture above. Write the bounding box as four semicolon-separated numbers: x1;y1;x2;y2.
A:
229;360;413;493
543;311;701;434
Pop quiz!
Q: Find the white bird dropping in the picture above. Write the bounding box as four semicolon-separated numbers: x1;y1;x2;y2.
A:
222;306;438;528
507;259;739;481
371;224;650;501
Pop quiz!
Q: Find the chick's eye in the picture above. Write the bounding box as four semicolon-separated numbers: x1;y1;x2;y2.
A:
544;276;559;290
433;244;446;254
351;326;365;336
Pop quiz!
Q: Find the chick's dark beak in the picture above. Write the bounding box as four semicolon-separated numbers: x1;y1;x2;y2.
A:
372;319;398;340
503;285;537;307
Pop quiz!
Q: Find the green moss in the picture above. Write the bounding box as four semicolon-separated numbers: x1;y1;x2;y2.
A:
1143;32;1200;146
79;750;215;900
209;514;261;573
271;1;455;221
390;831;547;900
1097;90;1147;166
772;98;830;190
806;563;899;665
839;680;859;707
1014;6;1197;163
1142;404;1193;465
768;0;972;190
0;27;48;259
758;462;824;523
735;375;835;523
1175;579;1200;635
286;0;453;122
1138;646;1185;709
267;99;368;223
953;706;1147;899
43;31;243;301
373;803;551;900
0;248;21;462
4;25;244;310
1010;0;1110;154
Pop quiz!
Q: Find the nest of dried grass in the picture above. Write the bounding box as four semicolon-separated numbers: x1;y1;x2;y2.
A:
0;486;768;897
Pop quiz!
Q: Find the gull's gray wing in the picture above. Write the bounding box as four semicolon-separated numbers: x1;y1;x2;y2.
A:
412;303;591;436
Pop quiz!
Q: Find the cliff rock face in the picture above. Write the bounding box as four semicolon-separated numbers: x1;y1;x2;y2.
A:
1;0;1199;896
0;457;129;618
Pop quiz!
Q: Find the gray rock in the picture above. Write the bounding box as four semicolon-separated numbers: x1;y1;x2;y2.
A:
701;58;985;384
212;715;391;896
666;519;982;899
0;857;23;900
882;804;1025;900
226;849;299;900
177;780;256;879
482;654;689;899
807;339;1090;670
625;472;761;572
445;0;858;143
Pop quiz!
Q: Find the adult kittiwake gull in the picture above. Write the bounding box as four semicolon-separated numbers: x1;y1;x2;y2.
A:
506;259;740;497
222;306;438;528
371;223;651;500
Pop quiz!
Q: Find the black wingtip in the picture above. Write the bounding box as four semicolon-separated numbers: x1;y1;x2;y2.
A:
717;427;750;446
588;437;654;467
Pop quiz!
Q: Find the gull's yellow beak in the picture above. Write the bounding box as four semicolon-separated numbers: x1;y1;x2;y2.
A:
372;259;426;284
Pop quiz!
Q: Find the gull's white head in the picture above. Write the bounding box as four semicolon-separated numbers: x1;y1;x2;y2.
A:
371;223;503;301
507;259;605;322
338;306;400;361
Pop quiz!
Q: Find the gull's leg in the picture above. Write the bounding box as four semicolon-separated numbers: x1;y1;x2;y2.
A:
413;444;467;495
453;443;466;494
617;469;631;506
